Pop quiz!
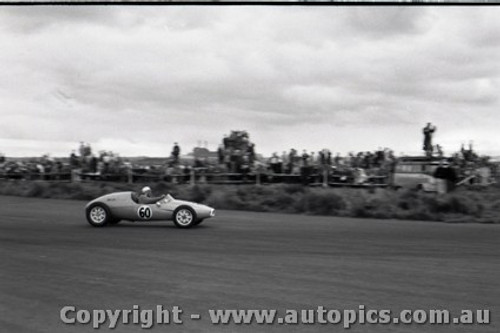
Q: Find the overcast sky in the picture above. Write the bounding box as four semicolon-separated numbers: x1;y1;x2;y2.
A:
0;5;499;157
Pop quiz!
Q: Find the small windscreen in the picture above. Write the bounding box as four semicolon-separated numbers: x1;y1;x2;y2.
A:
131;192;139;203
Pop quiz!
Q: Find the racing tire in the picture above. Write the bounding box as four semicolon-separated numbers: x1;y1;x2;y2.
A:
173;206;197;229
86;203;112;227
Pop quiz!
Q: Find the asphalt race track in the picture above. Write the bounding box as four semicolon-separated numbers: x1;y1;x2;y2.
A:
1;195;499;333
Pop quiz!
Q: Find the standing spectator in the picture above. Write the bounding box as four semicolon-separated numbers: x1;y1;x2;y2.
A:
102;152;111;174
364;151;373;169
375;148;384;167
240;155;250;180
301;150;310;167
224;149;231;171
69;150;79;169
89;155;98;173
54;160;63;180
423;123;436;157
281;151;289;173
300;150;311;185
194;157;204;168
247;143;255;165
36;163;45;177
387;151;397;186
171;142;180;164
436;144;444;158
354;168;368;185
217;144;225;165
288;149;297;174
269;153;281;174
234;149;243;173
334;153;341;167
230;150;238;173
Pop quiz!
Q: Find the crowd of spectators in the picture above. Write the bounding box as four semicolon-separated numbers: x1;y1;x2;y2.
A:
0;142;131;181
70;142;129;175
215;131;256;173
263;148;397;174
252;148;398;185
0;132;496;186
187;131;399;185
0;154;69;180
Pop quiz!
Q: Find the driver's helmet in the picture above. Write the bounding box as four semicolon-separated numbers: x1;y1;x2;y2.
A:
141;186;152;194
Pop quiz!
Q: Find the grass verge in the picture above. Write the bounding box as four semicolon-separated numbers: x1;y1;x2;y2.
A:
1;180;499;223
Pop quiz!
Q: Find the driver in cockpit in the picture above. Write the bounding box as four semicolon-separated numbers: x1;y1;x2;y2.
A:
137;186;166;204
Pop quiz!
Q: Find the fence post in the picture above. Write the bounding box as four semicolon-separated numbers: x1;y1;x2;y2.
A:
127;168;133;184
200;169;207;184
322;167;328;188
190;168;195;186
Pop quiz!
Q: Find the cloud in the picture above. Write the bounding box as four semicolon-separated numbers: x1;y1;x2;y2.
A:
0;6;499;157
343;7;431;38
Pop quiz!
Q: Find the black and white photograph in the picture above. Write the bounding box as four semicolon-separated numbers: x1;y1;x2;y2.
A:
0;2;499;332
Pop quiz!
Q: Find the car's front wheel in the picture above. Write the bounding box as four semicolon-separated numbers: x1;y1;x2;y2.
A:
86;203;111;227
173;206;197;228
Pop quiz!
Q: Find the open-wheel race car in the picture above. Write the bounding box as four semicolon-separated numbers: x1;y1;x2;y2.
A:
85;191;215;228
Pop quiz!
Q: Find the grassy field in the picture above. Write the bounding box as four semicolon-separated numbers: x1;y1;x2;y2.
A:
0;180;499;223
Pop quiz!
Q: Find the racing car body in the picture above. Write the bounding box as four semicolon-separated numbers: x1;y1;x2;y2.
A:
85;191;215;228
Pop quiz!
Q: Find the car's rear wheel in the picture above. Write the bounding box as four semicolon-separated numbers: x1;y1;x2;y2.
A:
173;206;197;228
86;203;111;227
